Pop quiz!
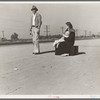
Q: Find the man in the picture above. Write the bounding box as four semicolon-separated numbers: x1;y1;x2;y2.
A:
30;5;42;54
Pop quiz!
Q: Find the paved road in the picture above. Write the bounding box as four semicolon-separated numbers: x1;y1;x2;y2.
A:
0;39;100;95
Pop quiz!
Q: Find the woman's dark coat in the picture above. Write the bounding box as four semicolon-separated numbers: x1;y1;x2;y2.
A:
55;29;75;55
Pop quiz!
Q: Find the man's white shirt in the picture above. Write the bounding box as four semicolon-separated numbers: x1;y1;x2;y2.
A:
32;14;36;25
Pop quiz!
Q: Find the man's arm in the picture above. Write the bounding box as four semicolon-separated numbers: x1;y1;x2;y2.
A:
37;14;42;29
29;16;33;35
30;16;32;31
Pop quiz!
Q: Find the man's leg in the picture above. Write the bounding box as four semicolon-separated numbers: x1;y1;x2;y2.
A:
32;27;40;54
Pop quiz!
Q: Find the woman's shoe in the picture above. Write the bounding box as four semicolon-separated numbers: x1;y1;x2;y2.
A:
61;54;68;57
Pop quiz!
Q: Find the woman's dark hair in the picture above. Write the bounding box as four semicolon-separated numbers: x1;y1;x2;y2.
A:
66;22;73;29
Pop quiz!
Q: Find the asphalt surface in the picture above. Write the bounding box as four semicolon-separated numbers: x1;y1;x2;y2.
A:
0;39;100;95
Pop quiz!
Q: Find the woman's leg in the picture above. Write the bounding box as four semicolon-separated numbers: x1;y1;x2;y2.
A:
53;40;59;47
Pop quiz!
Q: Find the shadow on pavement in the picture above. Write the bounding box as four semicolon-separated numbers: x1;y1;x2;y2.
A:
36;51;86;56
39;50;55;54
77;52;86;55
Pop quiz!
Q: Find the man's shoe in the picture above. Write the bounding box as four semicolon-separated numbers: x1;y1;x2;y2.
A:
33;52;40;55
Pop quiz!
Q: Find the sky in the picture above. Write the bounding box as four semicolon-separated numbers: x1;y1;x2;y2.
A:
0;2;100;39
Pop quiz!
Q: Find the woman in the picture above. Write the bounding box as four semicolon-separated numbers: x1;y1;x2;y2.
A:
54;22;75;55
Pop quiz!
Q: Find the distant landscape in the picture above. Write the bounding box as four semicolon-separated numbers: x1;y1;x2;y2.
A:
0;34;100;45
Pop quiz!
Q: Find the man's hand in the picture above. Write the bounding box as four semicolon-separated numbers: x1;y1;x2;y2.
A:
30;28;32;35
30;33;32;35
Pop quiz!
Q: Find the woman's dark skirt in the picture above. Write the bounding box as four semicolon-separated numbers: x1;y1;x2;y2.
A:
55;41;74;55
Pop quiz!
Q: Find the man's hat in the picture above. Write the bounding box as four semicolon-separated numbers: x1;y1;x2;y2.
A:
31;5;38;11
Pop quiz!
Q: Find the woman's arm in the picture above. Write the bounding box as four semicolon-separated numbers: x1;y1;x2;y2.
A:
63;34;69;38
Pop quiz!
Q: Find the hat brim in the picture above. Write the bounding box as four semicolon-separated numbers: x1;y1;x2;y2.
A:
31;8;38;11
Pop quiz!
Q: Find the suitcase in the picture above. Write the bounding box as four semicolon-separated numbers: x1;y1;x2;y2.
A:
69;46;78;56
